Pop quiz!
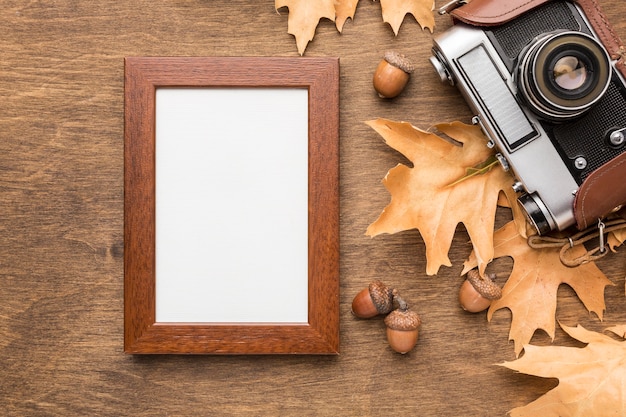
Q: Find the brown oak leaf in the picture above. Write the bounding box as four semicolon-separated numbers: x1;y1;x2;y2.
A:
605;209;626;250
605;217;626;294
366;119;518;276
380;0;435;35
502;323;626;416
606;324;626;338
608;226;626;251
275;0;336;55
463;221;614;356
277;0;434;54
335;0;359;32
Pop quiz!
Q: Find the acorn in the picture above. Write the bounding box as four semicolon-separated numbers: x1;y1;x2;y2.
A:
458;269;502;313
372;51;414;98
351;280;395;318
384;303;421;354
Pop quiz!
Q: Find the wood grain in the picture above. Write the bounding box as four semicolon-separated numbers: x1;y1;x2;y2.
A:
0;0;625;415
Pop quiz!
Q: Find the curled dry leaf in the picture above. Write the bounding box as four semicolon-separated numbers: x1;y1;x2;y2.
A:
605;215;626;294
606;209;626;251
463;221;614;356
365;119;519;276
608;225;626;251
502;323;626;416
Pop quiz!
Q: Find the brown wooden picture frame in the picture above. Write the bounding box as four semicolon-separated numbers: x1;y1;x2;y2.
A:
124;57;340;354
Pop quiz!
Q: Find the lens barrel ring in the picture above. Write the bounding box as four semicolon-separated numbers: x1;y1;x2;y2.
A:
535;33;609;106
544;48;597;100
518;192;555;235
517;31;612;121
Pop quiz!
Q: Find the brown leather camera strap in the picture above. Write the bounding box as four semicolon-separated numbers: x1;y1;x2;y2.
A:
449;0;549;26
576;0;626;62
449;0;626;78
574;153;626;230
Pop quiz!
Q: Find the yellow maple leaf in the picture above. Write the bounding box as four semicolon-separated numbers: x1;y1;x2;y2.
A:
365;119;518;276
275;0;336;55
380;0;435;35
464;221;614;356
502;323;626;416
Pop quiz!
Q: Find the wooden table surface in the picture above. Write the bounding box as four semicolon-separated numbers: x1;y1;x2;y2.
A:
1;1;625;415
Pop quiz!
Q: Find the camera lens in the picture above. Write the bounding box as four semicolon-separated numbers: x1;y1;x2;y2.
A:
553;55;588;90
517;31;611;121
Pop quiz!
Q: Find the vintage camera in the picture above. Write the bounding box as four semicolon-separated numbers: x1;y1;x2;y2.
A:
430;0;626;234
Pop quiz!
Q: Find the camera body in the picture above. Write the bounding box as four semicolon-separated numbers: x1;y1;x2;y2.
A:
430;0;626;234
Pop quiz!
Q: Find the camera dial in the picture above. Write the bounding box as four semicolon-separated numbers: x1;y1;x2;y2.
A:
518;192;555;235
516;31;611;121
429;50;454;85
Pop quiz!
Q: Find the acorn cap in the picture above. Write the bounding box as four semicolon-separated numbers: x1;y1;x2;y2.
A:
383;51;414;74
384;308;421;331
369;280;394;314
466;269;502;300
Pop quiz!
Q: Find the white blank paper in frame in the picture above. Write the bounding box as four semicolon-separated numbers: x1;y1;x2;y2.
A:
154;88;309;323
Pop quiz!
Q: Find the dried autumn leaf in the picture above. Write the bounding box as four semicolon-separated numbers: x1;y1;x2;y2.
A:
275;0;335;55
606;324;626;338
335;0;359;32
608;231;626;251
608;224;626;251
463;221;614;356
502;323;626;416
380;0;435;35
366;119;518;276
277;0;435;54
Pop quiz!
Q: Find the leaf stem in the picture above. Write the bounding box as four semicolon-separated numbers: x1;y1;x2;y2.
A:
393;292;409;311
